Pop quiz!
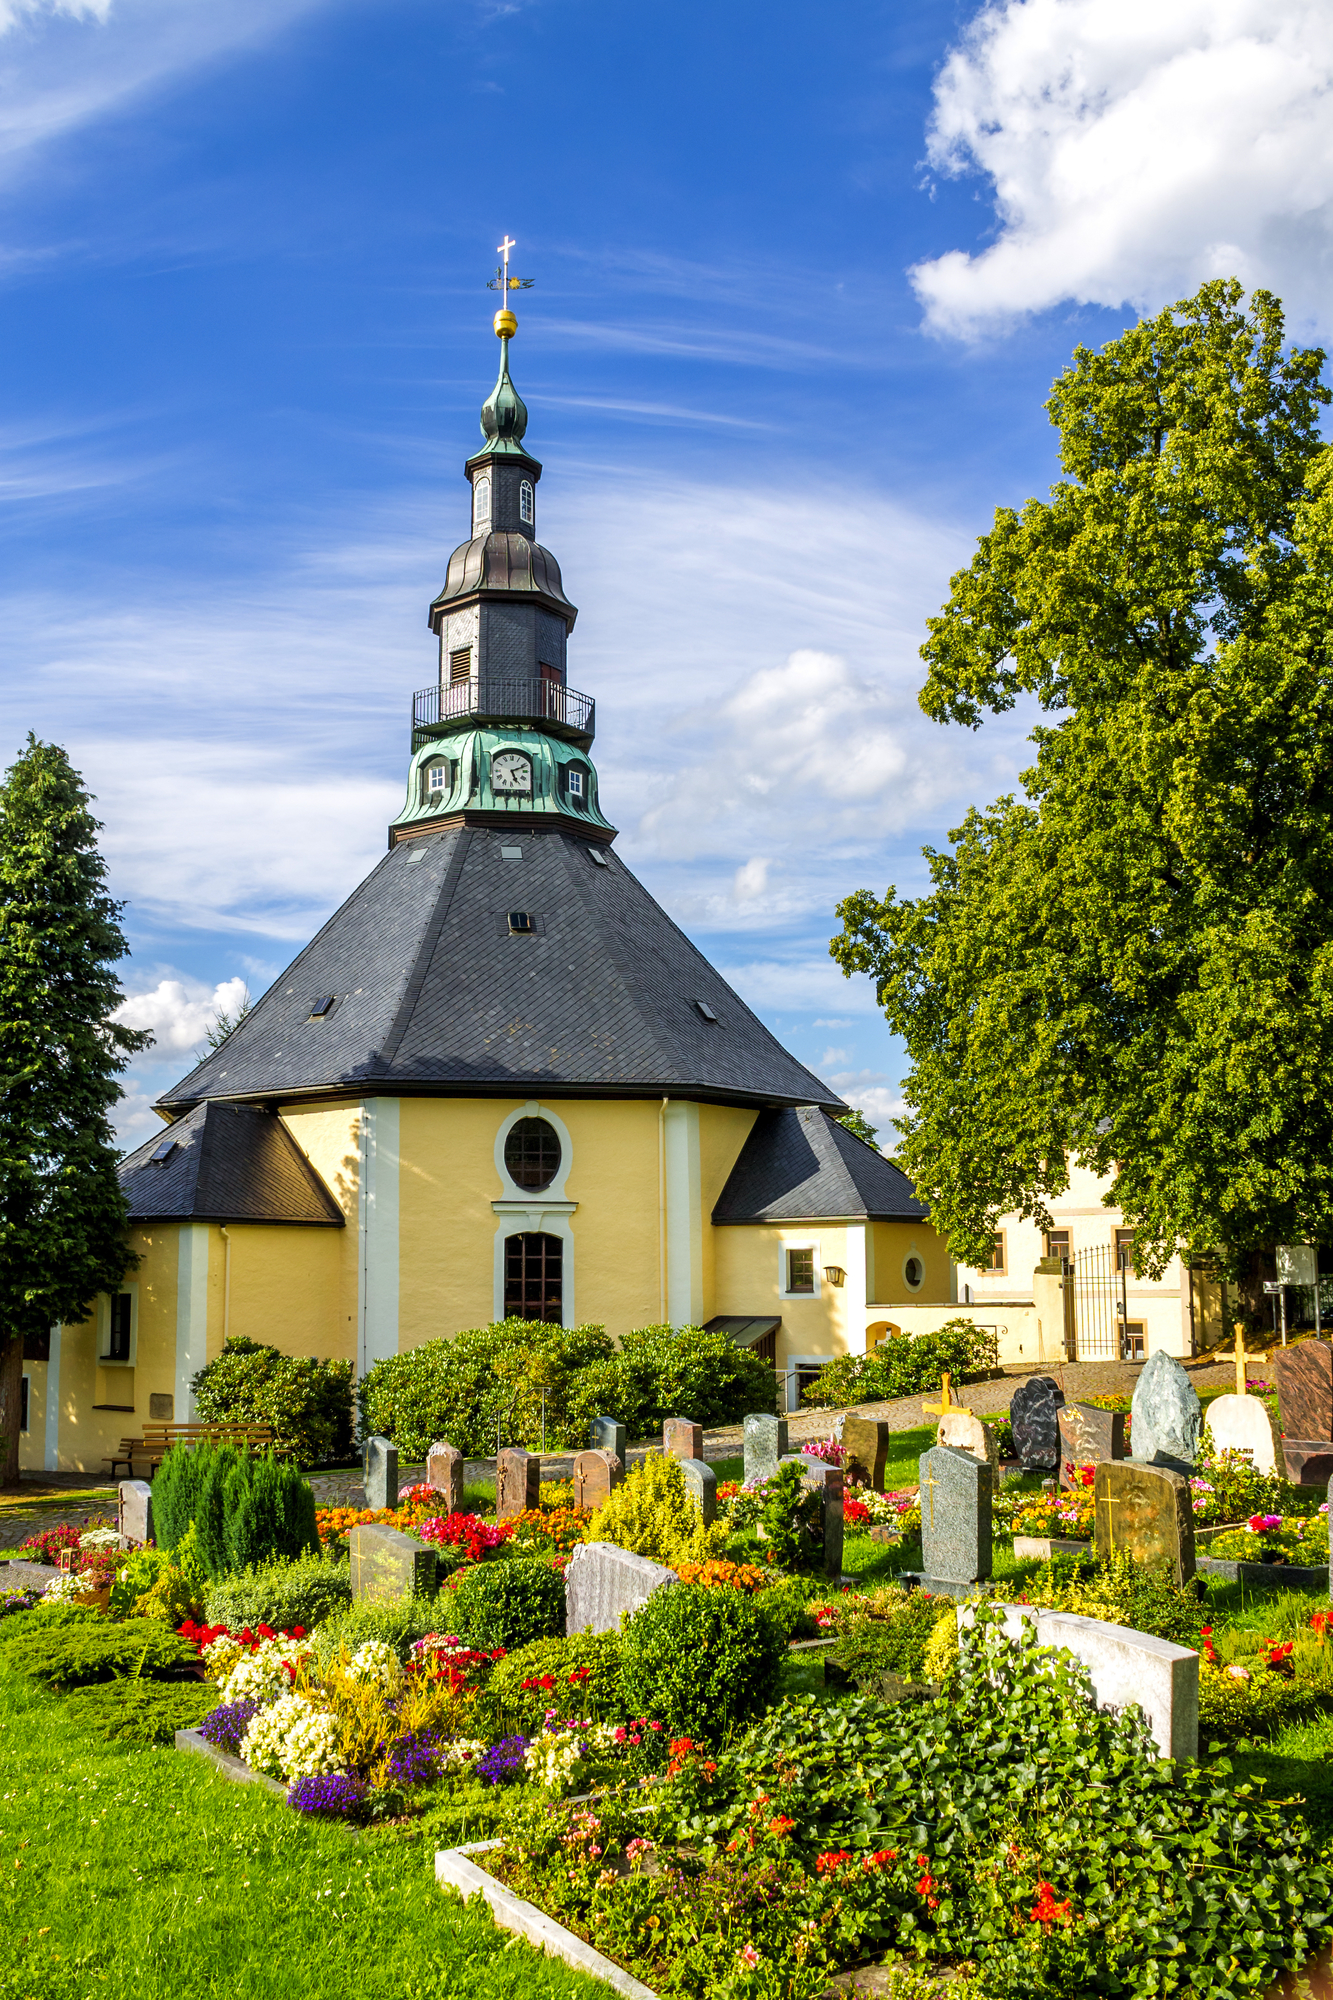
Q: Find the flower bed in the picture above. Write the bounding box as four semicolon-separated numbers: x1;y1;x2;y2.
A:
1204;1511;1330;1565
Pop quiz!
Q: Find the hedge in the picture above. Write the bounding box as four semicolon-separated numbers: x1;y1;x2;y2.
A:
191;1336;354;1464
800;1316;998;1408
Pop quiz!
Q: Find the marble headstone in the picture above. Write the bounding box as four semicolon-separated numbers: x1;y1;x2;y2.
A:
917;1445;992;1593
1058;1403;1127;1489
1130;1351;1201;1475
842;1415;889;1491
1205;1392;1278;1475
938;1410;1000;1491
664;1416;703;1461
589;1415;627;1464
1009;1377;1066;1470
1094;1460;1195;1585
348;1522;437;1602
496;1447;540;1521
679;1456;718;1528
742;1413;788;1485
364;1435;398;1510
573;1447;622;1513
1276;1340;1333;1443
118;1478;153;1547
425;1441;464;1513
565;1541;677;1635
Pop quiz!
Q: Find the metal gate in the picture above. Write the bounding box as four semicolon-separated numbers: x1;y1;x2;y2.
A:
1069;1243;1128;1361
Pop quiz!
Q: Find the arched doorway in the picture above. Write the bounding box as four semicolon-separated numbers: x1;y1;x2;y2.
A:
865;1320;901;1354
504;1232;563;1323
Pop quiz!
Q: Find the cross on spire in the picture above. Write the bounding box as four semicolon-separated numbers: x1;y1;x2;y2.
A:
488;235;534;299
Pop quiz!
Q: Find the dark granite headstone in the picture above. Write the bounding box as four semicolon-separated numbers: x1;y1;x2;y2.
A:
1094;1461;1195;1585
1282;1441;1333;1486
917;1444;992;1589
497;1447;540;1521
348;1523;437;1602
573;1447;622;1512
425;1441;464;1512
842;1415;889;1491
742;1413;788;1485
118;1478;153;1547
679;1456;718;1528
820;1466;844;1581
589;1415;627;1464
1009;1377;1066;1470
1276;1340;1333;1443
1058;1403;1126;1489
664;1416;703;1461
364;1435;398;1510
1130;1351;1201;1474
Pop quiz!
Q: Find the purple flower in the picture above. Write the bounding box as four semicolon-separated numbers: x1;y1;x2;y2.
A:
386;1729;442;1787
475;1734;528;1787
199;1699;261;1754
288;1772;369;1818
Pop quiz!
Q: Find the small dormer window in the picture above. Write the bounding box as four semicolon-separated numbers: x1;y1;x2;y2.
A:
566;767;585;800
519;479;534;525
427;762;446;794
473;476;491;531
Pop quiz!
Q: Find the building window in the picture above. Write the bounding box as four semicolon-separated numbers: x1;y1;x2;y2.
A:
504;1115;562;1191
789;1359;825;1411
20;1374;28;1434
1121;1320;1147;1361
104;1292;132;1362
473;477;491;530
449;647;473;685
504;1231;562;1322
986;1233;1007;1275
1115;1228;1135;1273
519;479;534;525
425;763;447;800
786;1247;816;1295
903;1254;925;1291
1044;1230;1071;1266
566;767;585;800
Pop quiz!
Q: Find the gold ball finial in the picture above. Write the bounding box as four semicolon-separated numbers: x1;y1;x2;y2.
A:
493;308;518;338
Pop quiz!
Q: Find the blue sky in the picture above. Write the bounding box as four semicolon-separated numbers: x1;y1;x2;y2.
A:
0;0;1330;1148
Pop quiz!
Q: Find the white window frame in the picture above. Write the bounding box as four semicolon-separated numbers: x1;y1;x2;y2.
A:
782;1354;828;1415
473;475;491;531
490;1102;578;1327
779;1240;821;1300
97;1284;138;1367
902;1251;926;1293
519;479;534;525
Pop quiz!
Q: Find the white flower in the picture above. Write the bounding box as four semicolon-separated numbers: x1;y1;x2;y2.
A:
41;1574;87;1605
79;1528;121;1550
218;1637;311;1706
240;1694;343;1780
438;1739;487;1773
344;1641;402;1689
202;1635;244;1683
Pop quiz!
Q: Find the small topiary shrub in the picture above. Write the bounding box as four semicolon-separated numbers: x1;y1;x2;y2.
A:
619;1581;784;1742
358;1318;616;1459
155;1441;321;1579
587;1452;726;1567
311;1597;447;1668
60;1678;219;1745
451;1559;565;1650
0;1618;198;1687
191;1336;354;1463
206;1552;352;1632
488;1631;624;1730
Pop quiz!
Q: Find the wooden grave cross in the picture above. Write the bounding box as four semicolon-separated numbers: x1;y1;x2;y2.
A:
922;1371;972;1421
1230;1322;1266;1398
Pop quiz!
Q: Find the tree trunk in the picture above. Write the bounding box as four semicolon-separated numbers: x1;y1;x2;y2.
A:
0;1335;23;1488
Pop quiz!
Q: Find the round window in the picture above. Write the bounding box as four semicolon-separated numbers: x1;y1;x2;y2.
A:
504;1116;561;1191
904;1255;924;1291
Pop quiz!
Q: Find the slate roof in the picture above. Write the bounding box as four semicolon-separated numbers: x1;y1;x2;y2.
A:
157;825;843;1114
120;1101;344;1224
712;1106;928;1223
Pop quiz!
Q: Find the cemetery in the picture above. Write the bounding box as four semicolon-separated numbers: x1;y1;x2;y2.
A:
6;1340;1333;1997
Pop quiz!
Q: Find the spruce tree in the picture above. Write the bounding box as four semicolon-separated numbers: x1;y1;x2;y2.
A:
0;737;149;1483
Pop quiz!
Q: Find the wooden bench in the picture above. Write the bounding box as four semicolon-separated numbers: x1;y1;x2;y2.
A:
102;1437;141;1479
106;1422;285;1479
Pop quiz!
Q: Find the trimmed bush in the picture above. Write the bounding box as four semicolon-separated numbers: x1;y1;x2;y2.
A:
451;1559;565;1650
565;1323;778;1440
488;1632;624;1730
207;1553;352;1633
61;1679;219;1745
311;1597;448;1667
587;1451;725;1567
801;1317;998;1408
191;1336;355;1464
358;1318;614;1459
619;1582;785;1743
0;1618;198;1686
151;1443;211;1556
154;1441;320;1580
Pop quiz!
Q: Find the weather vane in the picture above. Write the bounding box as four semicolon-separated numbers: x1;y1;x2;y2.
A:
488;235;533;299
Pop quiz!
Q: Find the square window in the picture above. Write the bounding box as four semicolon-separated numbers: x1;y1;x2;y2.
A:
786;1248;815;1294
1044;1230;1071;1264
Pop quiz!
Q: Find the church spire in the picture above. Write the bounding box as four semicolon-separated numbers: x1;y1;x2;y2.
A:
476;235;532;457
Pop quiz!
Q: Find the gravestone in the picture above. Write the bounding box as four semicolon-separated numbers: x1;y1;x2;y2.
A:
664;1416;703;1461
1130;1352;1201;1475
779;1454;845;1576
679;1456;718;1527
573;1447;622;1513
742;1413;788;1485
425;1441;464;1513
1094;1461;1195;1585
1205;1392;1278;1476
1058;1403;1127;1489
916;1444;992;1594
118;1478;153;1547
938;1410;1000;1491
1009;1377;1066;1470
496;1447;540;1521
364;1435;398;1510
842;1415;889;1491
348;1523;437;1602
1281;1441;1333;1485
1276;1339;1333;1441
565;1541;678;1635
589;1415;627;1464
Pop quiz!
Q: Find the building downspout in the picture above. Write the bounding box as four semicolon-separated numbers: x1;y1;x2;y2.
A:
658;1097;669;1325
220;1227;232;1350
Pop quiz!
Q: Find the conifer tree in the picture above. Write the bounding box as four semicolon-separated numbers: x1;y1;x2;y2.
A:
0;738;149;1483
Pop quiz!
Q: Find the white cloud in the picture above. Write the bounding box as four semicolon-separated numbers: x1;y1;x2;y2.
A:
113;973;249;1053
826;1071;908;1145
912;0;1333;337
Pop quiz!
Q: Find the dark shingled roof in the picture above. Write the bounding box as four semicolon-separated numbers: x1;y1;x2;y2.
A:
157;826;841;1113
712;1106;928;1223
120;1101;344;1224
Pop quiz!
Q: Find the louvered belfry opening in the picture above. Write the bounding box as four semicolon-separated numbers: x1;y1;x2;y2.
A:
504;1231;562;1323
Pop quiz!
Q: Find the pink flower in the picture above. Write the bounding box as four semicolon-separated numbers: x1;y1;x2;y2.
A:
738;1944;760;1968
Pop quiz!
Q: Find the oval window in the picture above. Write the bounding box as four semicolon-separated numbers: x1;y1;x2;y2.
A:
904;1255;924;1291
504;1116;562;1191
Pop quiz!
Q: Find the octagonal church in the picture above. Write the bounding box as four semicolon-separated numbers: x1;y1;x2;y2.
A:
22;302;948;1472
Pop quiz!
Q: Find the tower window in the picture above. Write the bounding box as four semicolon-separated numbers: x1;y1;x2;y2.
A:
566;767;585;800
449;647;473;685
519;479;534;525
426;763;447;798
504;1231;562;1323
473;476;491;530
504;1115;561;1190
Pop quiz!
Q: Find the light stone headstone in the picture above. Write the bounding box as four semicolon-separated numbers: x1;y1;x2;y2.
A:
918;1444;992;1592
742;1413;788;1485
573;1447;623;1513
842;1415;889;1491
1130;1352;1202;1475
1009;1377;1065;1470
497;1447;540;1521
364;1435;398;1510
1205;1393;1278;1475
679;1456;717;1528
348;1522;437;1602
938;1410;1000;1492
425;1441;464;1512
1094;1460;1195;1585
565;1540;678;1635
589;1415;627;1464
1058;1403;1126;1489
118;1478;153;1547
663;1416;702;1461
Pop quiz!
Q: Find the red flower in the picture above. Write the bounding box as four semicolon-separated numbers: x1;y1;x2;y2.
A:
1030;1880;1073;1929
815;1850;851;1874
863;1849;897;1872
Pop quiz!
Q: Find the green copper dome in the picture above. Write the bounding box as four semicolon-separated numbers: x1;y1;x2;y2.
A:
392;725;614;836
474;336;529;458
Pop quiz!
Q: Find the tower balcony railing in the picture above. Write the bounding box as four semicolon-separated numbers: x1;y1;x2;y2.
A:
411;676;595;751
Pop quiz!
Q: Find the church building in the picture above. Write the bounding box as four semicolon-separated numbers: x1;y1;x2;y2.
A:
21;287;949;1473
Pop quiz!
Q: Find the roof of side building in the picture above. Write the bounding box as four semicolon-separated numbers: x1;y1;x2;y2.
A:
712;1105;928;1223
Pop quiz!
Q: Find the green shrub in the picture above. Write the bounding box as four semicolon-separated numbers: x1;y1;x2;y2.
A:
0;1618;198;1686
565;1322;778;1440
191;1335;354;1463
311;1597;447;1667
222;1451;320;1573
193;1441;245;1576
619;1582;785;1742
60;1678;219;1745
801;1317;998;1408
109;1531;209;1625
487;1632;624;1731
828;1592;950;1690
586;1452;726;1567
207;1553;352;1633
757;1460;822;1571
1015;1547;1202;1647
358;1317;615;1459
1197;1663;1330;1738
151;1442;211;1556
451;1559;565;1650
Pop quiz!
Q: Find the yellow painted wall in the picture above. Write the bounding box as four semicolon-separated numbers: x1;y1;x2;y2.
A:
867;1220;953;1308
279;1104;361;1220
560;1100;666;1335
698;1103;758;1320
713;1222;857;1365
212;1224;349;1365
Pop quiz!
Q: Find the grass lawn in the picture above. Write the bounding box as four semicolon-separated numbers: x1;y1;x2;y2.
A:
0;1667;608;2000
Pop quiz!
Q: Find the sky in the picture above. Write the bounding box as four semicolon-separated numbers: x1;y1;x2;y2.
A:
1;0;1332;1149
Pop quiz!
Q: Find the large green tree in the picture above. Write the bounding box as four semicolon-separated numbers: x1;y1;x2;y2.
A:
831;282;1333;1295
0;739;149;1483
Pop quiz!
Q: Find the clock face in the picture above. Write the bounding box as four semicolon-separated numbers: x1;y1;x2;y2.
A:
492;750;532;795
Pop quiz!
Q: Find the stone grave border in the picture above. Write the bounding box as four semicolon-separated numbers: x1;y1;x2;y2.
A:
436;1840;658;2000
1012;1534;1090;1560
176;1727;289;1800
1195;1555;1329;1588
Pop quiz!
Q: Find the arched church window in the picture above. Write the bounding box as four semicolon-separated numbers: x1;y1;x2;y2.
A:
473;476;491;531
519;479;534;525
504;1231;562;1322
504;1116;561;1191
